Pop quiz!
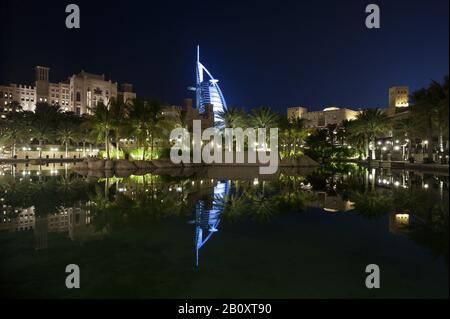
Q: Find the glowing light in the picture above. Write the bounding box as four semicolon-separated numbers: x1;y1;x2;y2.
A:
395;213;410;225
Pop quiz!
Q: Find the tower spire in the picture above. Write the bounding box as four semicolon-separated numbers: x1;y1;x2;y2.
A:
197;45;200;63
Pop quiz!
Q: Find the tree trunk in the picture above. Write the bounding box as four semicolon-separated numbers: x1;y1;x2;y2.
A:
115;129;120;160
330;134;334;153
150;136;154;160
83;141;86;158
65;142;68;158
12;139;16;158
407;139;412;161
426;117;433;161
105;129;110;159
364;136;369;160
370;137;375;160
39;140;42;158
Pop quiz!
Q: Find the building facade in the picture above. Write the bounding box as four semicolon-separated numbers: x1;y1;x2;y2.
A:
194;46;227;124
287;86;410;128
287;106;361;128
1;66;136;115
388;86;409;115
0;83;37;114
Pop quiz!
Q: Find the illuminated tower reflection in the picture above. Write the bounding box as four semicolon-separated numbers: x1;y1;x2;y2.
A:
194;181;228;266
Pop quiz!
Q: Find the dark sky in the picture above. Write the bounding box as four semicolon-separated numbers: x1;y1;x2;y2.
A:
0;0;448;113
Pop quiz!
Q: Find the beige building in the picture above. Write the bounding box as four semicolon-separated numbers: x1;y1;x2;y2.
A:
1;66;136;115
287;106;360;128
287;86;410;127
118;83;137;104
68;70;119;114
0;83;37;113
388;86;409;115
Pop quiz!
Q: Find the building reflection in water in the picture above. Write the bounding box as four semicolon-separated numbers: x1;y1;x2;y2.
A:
0;166;447;260
194;181;228;267
0;204;99;250
389;212;411;236
312;192;355;212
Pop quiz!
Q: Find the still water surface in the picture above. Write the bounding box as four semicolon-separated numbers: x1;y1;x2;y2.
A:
0;164;448;298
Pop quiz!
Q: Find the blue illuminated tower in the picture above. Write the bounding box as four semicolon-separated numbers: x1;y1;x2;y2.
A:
194;181;229;266
195;46;227;123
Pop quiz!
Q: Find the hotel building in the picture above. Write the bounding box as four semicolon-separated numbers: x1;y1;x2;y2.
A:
0;66;136;115
287;106;361;128
287;86;410;128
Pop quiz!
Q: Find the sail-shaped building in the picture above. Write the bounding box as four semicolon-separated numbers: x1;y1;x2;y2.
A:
195;46;227;123
194;181;229;266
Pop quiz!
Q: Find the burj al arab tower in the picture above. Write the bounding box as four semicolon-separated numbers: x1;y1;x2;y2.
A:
194;46;227;123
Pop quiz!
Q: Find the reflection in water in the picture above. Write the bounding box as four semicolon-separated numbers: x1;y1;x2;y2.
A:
0;163;448;297
0;164;448;259
194;181;228;266
389;212;411;236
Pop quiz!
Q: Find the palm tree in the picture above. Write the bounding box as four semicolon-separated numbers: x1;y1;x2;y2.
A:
87;102;112;159
393;117;420;161
109;98;129;159
279;117;309;157
32;103;61;158
129;99;173;160
79;114;93;158
1;110;28;158
249;106;280;151
214;106;248;153
347;120;368;159
147;100;172;159
215;106;247;129
249;106;279;129
354;109;391;160
57;121;78;158
411;76;449;161
326;123;338;153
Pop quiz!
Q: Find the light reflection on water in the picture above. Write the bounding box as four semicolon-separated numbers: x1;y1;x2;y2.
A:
0;163;448;297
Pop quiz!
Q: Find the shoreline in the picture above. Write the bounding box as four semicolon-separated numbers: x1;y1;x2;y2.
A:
1;157;449;175
338;159;449;175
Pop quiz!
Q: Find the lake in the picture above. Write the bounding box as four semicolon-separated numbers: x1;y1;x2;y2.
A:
0;163;448;298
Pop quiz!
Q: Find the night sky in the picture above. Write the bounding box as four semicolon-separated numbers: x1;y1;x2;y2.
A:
0;0;448;113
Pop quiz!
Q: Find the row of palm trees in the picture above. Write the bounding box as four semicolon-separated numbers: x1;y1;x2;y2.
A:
216;105;311;157
0;100;310;160
345;108;391;160
349;76;448;161
1;76;447;162
306;76;449;162
0;99;174;160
